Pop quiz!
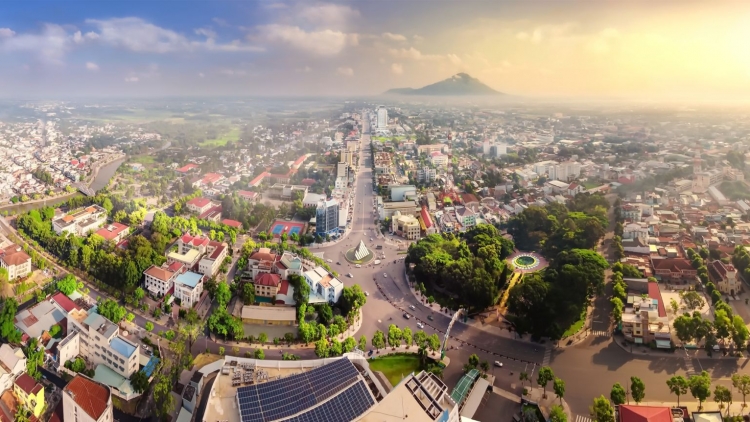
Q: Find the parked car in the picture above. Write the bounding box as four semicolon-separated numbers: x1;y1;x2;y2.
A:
383;273;388;278
365;291;369;296
355;264;362;268
347;273;353;278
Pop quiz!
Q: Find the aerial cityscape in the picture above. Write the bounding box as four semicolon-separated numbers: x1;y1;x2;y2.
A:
1;1;750;422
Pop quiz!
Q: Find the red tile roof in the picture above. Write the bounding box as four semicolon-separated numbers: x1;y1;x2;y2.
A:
420;206;433;229
64;375;111;421
51;292;79;313
94;222;129;241
186;197;211;208
201;173;224;184
647;283;667;318
618;405;671;422
652;258;693;272
250;251;276;262
249;172;268;187
221;219;242;228
167;261;184;272
292;155;308;168
176;163;199;173
237;190;258;200
14;373;40;395
277;279;290;295
0;244;30;267
144;265;175;282
255;273;281;287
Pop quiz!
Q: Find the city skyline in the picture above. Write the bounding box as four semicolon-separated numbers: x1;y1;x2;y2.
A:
1;1;750;100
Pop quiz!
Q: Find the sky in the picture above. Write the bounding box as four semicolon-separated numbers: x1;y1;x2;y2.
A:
1;0;749;100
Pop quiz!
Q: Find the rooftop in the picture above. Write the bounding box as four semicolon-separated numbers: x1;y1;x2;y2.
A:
175;271;203;289
64;375;111;421
241;305;296;322
110;337;137;359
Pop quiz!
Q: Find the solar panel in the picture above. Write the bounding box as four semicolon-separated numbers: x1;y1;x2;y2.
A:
280;380;376;422
238;359;365;422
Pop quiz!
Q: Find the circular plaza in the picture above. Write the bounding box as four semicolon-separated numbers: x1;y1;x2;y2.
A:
344;240;375;264
508;251;547;273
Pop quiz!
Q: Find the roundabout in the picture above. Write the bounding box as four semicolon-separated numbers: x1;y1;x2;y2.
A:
344;240;375;264
508;251;547;273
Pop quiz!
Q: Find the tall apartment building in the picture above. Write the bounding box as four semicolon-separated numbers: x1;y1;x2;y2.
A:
315;199;339;236
62;375;114;422
376;106;388;130
417;167;437;184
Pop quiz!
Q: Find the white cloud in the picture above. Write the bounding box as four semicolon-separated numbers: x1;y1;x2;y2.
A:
388;47;443;61
85;62;99;71
218;68;247;76
391;63;403;75
265;2;288;9
447;54;462;65
586;28;620;54
198;72;205;78
296;66;312;73
124;76;139;82
296;3;359;29
212;18;229;27
412;35;424;43
382;32;406;42
257;24;350;56
87;17;262;53
516;22;578;44
336;66;353;76
0;24;75;64
195;28;217;40
516;32;528;41
0;28;16;38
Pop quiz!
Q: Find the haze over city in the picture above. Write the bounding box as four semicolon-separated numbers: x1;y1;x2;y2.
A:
1;1;750;100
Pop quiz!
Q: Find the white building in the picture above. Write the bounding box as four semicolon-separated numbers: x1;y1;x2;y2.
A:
0;344;26;394
62;375;114;422
198;241;228;278
303;266;344;304
0;244;31;281
143;262;182;297
52;205;107;236
417;167;437;184
430;152;449;167
62;307;141;378
174;271;205;308
376;106;388;130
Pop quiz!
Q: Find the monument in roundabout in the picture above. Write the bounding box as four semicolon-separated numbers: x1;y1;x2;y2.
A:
345;240;375;264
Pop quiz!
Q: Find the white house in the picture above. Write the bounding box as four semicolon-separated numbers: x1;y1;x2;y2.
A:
0;244;31;281
198;241;227;278
62;375;114;422
0;344;26;394
303;267;343;304
174;272;205;308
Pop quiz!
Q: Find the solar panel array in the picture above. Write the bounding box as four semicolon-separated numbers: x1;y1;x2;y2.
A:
237;359;363;422
280;380;376;422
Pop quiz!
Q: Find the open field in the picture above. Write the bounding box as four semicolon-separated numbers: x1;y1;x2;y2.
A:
367;354;421;386
200;127;241;147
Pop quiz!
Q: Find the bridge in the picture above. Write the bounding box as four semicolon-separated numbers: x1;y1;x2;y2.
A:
73;183;96;197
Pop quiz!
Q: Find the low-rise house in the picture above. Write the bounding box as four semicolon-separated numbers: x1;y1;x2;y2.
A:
174;272;205;308
0;345;26;394
455;207;477;230
62;375;113;422
197;241;227;278
143;262;182;297
94;223;129;244
185;197;213;215
651;258;697;285
13;373;44;418
15;299;67;341
620;283;670;348
241;305;296;326
303;267;343;304
0;244;31;281
254;273;282;299
247;248;278;280
52;205;106;236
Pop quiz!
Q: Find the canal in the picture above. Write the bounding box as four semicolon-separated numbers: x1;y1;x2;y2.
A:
0;157;126;214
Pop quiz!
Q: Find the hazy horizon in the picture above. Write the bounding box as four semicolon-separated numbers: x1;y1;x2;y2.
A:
2;1;749;101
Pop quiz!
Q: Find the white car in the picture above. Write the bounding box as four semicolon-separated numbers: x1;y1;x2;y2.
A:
347;273;353;278
494;361;503;368
365;291;369;296
383;273;388;278
409;305;416;310
417;322;424;329
355;264;362;268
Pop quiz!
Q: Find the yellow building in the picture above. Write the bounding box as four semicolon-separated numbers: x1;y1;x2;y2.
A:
241;305;296;326
13;373;44;418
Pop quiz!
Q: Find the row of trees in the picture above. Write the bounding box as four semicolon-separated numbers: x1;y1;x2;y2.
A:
406;225;514;313
590;373;750;421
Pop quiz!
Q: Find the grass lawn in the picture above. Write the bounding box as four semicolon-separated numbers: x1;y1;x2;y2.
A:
130;156;155;165
562;308;587;338
200;127;241;147
583;181;600;189
368;354;421;386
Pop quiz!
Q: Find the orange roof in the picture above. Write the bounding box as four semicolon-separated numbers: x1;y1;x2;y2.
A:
144;265;175;282
64;376;110;421
14;373;40;395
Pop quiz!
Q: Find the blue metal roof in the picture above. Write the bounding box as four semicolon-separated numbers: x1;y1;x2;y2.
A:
176;271;203;288
110;337;137;358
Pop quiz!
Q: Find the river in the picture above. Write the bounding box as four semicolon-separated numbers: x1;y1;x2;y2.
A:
0;157;126;214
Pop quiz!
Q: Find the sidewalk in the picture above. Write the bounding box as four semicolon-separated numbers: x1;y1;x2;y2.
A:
613;336;747;360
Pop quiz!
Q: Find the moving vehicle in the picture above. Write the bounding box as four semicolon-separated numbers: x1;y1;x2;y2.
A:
409;305;416;310
347;273;353;278
326;259;333;263
417;322;424;329
355;264;362;268
427;315;434;321
376;245;383;250
494;361;503;368
374;260;381;265
365;291;369;296
383;273;388;278
336;261;341;265
403;313;411;319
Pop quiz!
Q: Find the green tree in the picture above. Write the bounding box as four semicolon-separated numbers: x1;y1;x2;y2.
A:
553;378;566;404
403;327;413;348
590;395;615;422
689;371;712;410
520;372;529;390
97;298;126;323
242;283;255;305
427;333;441;352
372;330;386;350
125;313;135;322
666;376;688;407
731;374;750;408
258;332;268;344
630;376;645;403
359;335;367;351
549;404;567;422
537;366;555;398
56;274;82;295
714;385;732;415
145;321;154;332
153;372;175;420
215;282;231;307
343;336;357;353
129;371;149;394
254;349;265;360
387;324;402;348
731;315;749;350
315;338;330;357
610;383;626;406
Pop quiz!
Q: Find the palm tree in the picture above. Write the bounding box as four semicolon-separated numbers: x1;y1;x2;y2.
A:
480;361;490;375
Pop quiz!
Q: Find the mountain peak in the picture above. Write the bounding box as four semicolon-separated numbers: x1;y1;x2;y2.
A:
385;73;502;96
